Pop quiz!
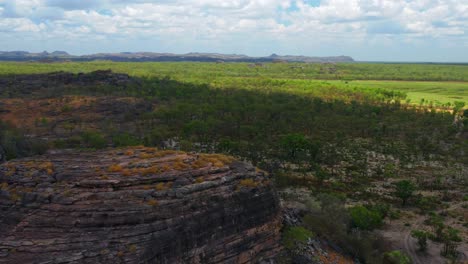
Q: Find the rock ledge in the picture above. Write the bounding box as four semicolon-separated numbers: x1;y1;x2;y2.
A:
0;147;281;263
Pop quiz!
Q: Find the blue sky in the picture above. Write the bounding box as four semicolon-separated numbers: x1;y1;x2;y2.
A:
0;0;467;62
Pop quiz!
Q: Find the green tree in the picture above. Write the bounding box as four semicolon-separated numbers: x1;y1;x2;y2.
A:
279;133;310;161
394;180;416;206
383;250;412;264
453;101;466;114
349;205;383;230
314;166;331;185
441;227;462;257
411;230;429;251
282;226;314;250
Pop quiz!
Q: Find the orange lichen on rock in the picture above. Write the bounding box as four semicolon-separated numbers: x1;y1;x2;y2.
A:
139;150;181;160
192;153;235;169
147;199;158;206
239;178;259;188
195;177;205;183
108;164;123;172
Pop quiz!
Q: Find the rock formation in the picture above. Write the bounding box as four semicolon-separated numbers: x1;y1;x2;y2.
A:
0;147;281;263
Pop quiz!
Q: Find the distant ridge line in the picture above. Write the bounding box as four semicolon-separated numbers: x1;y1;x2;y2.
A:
0;51;354;63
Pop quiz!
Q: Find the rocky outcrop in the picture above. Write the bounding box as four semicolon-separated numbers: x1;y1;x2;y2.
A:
0;147;281;263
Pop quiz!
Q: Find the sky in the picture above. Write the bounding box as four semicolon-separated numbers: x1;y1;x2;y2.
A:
0;0;467;62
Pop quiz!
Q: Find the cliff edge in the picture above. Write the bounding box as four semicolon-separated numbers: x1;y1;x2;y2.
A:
0;147;281;263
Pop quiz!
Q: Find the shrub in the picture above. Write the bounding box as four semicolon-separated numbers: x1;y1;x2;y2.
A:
411;229;429;251
349;205;383;230
112;133;141;147
382;250;412;264
441;227;462;257
81;131;107;149
61;105;72;112
0;122;48;160
394;180;416;206
282;226;314;250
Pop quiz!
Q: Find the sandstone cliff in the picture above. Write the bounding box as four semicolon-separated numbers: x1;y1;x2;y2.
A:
0;147;281;263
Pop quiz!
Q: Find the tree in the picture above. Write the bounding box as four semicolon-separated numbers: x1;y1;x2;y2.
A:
411;230;429;252
394;180;416;206
441;227;462;258
279;133;310;161
349;205;383;230
453;101;466;114
314;166;331;185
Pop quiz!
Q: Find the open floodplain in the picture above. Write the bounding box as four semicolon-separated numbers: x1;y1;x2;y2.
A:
1;61;467;108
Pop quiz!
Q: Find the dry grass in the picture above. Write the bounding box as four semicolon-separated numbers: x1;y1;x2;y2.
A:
122;169;132;177
192;154;235;169
128;244;137;253
139;153;152;159
195;176;205;183
239;178;259;188
155;182;166;191
142;166;159;176
172;159;190;171
5;166;16;177
147;199;158;206
0;182;9;190
139;149;181;160
108;164;123;172
160;164;171;172
155;182;173;191
9;190;21;202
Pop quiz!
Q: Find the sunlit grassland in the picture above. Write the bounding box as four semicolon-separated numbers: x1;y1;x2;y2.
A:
0;61;466;106
323;80;468;106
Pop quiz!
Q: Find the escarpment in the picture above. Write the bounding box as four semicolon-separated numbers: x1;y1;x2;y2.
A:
0;147;282;263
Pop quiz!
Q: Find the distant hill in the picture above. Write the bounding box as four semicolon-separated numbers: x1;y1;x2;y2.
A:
0;51;354;63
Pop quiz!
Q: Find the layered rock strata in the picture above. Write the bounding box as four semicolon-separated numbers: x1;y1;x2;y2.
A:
0;147;281;263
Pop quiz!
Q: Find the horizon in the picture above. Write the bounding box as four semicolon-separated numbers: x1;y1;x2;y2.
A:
0;0;467;62
1;50;468;64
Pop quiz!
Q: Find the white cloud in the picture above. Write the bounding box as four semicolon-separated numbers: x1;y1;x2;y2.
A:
0;0;466;61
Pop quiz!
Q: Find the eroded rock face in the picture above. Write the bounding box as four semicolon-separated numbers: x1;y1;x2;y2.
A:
0;147;281;263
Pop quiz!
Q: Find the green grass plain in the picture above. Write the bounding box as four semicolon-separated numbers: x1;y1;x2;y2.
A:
0;61;466;106
325;80;468;106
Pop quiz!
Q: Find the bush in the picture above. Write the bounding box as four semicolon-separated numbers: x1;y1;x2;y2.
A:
383;250;412;264
349;205;384;230
411;229;429;251
394;180;416;206
302;194;390;263
81;131;107;149
282;226;314;250
112;133;141;147
0;122;48;160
